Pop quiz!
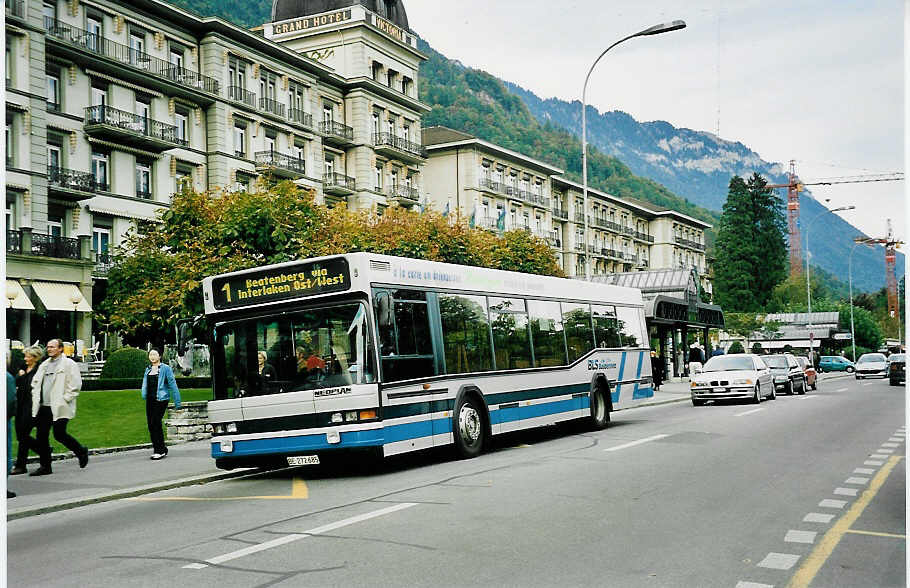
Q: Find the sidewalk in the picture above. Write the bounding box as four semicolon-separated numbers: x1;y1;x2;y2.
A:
7;371;852;521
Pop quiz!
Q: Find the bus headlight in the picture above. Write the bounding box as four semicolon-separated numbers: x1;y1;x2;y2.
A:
345;411;358;422
213;424;224;434
331;412;344;423
225;422;237;433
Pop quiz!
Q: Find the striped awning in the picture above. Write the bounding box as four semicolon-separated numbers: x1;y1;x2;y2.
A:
5;280;35;310
30;281;92;312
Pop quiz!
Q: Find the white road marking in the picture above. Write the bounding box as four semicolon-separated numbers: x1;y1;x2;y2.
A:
803;512;836;523
882;442;900;447
865;460;885;466
819;499;847;508
603;434;669;452
735;582;774;588
836;387;848;392
734;408;765;417
854;468;876;475
870;453;890;459
758;552;800;570
877;449;895;454
182;502;418;569
862;382;875;386
891;435;905;439
845;477;869;485
785;530;818;544
834;487;859;497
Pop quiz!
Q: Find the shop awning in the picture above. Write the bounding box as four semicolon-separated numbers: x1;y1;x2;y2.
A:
5;280;35;310
30;281;92;312
755;339;821;349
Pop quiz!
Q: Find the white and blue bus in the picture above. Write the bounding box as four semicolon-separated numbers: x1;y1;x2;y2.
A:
198;253;653;469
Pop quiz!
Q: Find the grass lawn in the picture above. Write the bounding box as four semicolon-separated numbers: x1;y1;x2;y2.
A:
12;388;212;456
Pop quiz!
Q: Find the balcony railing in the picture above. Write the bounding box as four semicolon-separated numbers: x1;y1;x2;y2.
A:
135;189;152;199
289;108;313;128
387;184;420;203
674;236;706;251
373;132;427;158
259;97;285;118
48;166;100;193
575;213;587;224
475;216;497;230
255;150;306;176
94;252;112;276
323;172;355;190
44;18;220;95
47;101;60;113
85;104;187;147
479;178;503;193
31;233;81;259
634;230;654;243
574;243;585;252
552;207;568;221
7;230;22;253
228;86;256;107
5;0;24;18
319;120;354;141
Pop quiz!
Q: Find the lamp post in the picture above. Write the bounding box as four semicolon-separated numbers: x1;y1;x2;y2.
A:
805;204;854;328
69;290;83;357
581;20;686;280
849;237;875;362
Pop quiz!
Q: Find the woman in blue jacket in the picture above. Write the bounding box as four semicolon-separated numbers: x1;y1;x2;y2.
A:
140;349;181;460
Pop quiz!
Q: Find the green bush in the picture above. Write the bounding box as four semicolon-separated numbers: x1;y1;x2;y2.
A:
100;347;150;379
728;341;745;354
750;342;764;354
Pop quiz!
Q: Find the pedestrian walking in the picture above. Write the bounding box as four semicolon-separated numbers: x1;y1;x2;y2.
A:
650;351;664;391
140;348;181;460
10;345;43;475
711;345;725;357
29;338;89;476
687;343;703;376
7;361;16;498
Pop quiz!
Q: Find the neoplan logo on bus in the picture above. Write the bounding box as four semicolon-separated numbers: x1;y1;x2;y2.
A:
213;258;350;310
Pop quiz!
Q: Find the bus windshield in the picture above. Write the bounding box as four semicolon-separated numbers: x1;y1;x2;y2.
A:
213;302;376;399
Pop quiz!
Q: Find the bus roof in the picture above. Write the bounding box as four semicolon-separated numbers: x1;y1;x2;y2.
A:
202;252;644;314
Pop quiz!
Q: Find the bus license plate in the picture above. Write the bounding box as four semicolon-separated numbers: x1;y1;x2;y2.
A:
713;387;726;392
287;455;320;466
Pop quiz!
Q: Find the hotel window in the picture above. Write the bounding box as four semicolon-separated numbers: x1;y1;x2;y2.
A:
292;142;305;162
371;61;382;81
324;155;335;176
90;84;107;108
135;96;150;122
510;207;517;227
5;40;12;88
175;165;192;192
322;103;333;125
92;151;109;190
374;164;383;190
372;112;381;137
386;118;395;136
264;130;276;153
522;211;530;229
390;168;398;189
175;110;188;143
288;82;305;114
401;76;412;95
135;160;151;199
233;124;246;157
47;142;62;171
259;70;277;102
492;167;503;184
169;46;184;70
92;227;110;256
5;120;11;167
46;70;60;111
47;215;63;237
402;123;410;141
386;69;396;88
85;14;102;52
129;30;146;65
535;213;542;232
42;2;54;23
481;200;489;219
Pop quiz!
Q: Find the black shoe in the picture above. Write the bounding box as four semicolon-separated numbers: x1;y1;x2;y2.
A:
7;491;16;498
78;449;89;469
29;467;52;476
9;466;27;475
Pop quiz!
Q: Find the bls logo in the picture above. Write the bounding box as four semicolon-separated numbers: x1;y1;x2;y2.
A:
587;359;617;371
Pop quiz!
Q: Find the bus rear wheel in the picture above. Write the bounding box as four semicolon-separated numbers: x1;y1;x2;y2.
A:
454;395;487;459
588;387;611;430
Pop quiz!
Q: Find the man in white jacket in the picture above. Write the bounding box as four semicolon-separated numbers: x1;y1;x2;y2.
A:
29;339;89;476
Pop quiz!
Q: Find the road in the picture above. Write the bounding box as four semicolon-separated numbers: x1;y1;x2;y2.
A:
9;375;905;587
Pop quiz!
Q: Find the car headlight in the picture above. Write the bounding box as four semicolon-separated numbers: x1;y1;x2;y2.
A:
732;378;753;385
774;375;788;382
690;381;703;388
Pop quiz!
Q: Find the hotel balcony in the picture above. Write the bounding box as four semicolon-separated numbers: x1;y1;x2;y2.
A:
93;252;113;277
372;132;427;164
552;207;568;221
47;166;102;201
44;18;220;100
228;86;257;108
289;108;314;130
5;0;25;19
323;172;356;196
674;235;706;251
255;150;306;179
478;178;504;195
386;184;421;207
319;120;355;147
8;230;81;260
84;105;187;151
259;97;286;118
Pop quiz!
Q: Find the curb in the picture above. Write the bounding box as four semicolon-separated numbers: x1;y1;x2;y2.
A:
7;468;258;521
618;395;691;410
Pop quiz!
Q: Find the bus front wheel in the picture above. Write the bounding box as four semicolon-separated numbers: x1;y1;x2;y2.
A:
588;387;611;430
454;395;487;459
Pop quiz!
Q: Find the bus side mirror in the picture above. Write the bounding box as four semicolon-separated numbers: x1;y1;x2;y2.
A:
376;292;393;328
176;319;193;355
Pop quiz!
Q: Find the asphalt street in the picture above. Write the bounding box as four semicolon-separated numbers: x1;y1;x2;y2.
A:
8;375;905;587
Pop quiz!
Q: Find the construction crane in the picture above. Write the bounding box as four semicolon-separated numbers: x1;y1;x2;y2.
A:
765;161;904;276
857;220;904;323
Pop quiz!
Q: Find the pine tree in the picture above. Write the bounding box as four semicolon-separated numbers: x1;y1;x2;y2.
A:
746;173;788;307
714;176;759;311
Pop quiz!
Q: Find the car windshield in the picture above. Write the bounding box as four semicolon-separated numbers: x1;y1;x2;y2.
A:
702;355;755;372
761;355;788;368
858;354;887;363
212;302;376;399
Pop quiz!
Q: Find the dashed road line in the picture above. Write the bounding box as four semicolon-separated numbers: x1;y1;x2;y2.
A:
882;442;900;447
758;552;801;570
182;502;418;570
876;449;895;454
818;499;847;509
833;487;858;496
603;434;668;452
836;387;848;392
864;460;885;466
784;530;817;544
734;408;765;417
803;513;835;524
853;468;875;475
870;453;890;459
736;582;774;588
844;477;869;485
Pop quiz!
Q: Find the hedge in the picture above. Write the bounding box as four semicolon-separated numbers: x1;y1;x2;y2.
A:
82;376;212;391
100;347;150;379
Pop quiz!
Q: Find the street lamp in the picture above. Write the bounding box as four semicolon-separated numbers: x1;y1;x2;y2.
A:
805;204;854;329
69;290;83;357
6;284;18;309
849;237;875;362
581;20;686;280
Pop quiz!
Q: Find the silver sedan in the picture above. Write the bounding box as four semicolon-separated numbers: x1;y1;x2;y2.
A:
690;353;775;406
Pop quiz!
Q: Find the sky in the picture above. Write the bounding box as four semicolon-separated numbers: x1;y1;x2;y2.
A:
406;0;905;241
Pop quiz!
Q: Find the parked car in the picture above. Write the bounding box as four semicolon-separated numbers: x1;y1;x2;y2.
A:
796;356;817;390
888;353;905;386
761;353;807;395
689;353;775;406
855;353;889;379
818;356;855;373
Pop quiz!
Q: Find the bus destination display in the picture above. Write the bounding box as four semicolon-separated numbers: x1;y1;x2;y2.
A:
212;258;350;310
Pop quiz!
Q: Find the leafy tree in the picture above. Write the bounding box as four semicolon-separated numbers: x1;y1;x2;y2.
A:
723;312;765;344
751;342;764;354
99;183;563;345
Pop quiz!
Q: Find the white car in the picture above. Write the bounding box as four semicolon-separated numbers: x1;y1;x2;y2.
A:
690;353;775;406
855;353;889;379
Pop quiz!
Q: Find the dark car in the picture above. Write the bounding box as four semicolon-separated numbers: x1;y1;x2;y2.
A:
888;353;905;386
761;353;807;395
796;356;817;391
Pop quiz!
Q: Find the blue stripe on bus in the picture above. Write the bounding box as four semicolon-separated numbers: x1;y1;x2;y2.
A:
614;351;627;401
633;351;644;398
633;385;654;399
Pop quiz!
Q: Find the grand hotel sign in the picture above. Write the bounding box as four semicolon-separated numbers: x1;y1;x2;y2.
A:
271;9;352;36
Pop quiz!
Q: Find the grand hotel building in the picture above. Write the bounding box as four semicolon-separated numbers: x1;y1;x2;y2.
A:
4;0;711;351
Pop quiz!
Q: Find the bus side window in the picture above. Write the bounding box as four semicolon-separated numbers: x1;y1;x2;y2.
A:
527;299;566;367
616;306;644;348
374;289;436;383
562;302;594;363
439;293;493;374
593;304;621;348
374;291;396;356
489;297;532;370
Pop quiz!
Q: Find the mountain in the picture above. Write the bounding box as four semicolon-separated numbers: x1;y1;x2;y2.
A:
505;82;902;293
169;0;897;292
